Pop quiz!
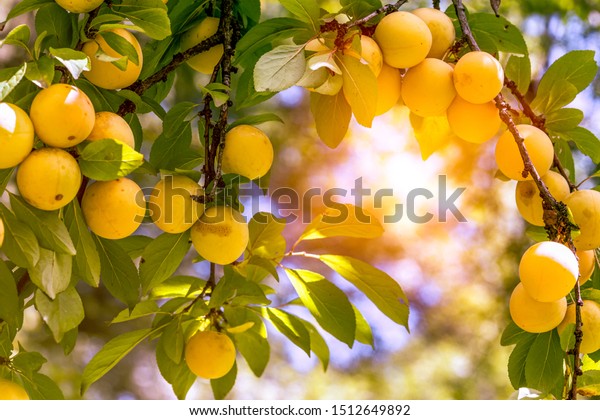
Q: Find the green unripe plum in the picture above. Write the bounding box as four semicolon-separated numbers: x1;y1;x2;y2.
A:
0;103;34;168
180;17;224;74
16;148;82;211
564;189;600;251
401;58;456;117
558;301;600;354
190;206;249;265
374;11;432;69
29;84;95;148
446;96;501;143
81;178;146;239
222;125;274;180
515;171;570;226
519;241;578;302
453;51;504;104
509;282;566;333
411;8;455;59
494;124;554;181
149;175;205;233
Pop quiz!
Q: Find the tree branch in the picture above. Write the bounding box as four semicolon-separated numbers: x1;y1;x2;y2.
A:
348;0;409;28
452;0;582;399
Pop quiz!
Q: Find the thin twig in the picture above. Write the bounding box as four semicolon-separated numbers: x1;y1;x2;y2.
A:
348;0;409;28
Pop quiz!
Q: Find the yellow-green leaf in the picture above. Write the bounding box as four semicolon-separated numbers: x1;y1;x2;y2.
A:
409;112;455;160
578;370;600;397
339;54;377;128
298;203;384;242
310;91;351;148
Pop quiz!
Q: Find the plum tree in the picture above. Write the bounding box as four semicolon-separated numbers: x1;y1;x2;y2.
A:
29;84;95;148
518;241;578;302
0;103;34;169
148;175;205;234
453;51;504;104
185;331;236;379
16;148;82;211
509;283;567;333
180;17;224;74
222;125;274;180
374;11;432;69
81;178;146;240
401;58;456;117
494;124;554;181
86;112;136;149
82;29;143;90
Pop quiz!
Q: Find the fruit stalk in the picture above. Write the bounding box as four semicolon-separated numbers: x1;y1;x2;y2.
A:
452;0;583;399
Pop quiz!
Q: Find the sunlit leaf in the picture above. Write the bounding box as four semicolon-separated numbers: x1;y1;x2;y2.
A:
310;91;352;148
339;54;377;128
254;44;306;92
35;287;84;342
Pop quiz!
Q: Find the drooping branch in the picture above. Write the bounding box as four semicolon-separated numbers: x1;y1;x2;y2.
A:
452;0;583;399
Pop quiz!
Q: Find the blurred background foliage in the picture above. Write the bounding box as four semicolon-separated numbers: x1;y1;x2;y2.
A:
1;0;599;399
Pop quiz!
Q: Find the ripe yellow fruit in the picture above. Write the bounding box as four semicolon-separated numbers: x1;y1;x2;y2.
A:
0;379;29;400
0;217;4;247
222;125;274;180
87;112;135;149
558;301;600;354
185;330;236;379
577;249;596;286
375;63;402;116
401;58;456;117
82;29;143;90
0;103;34;168
81;178;146;239
519;241;578;302
564;189;600;251
515;171;571;226
180;17;224;74
190;206;249;265
453;51;504;104
446;96;501;143
411;8;455;59
16;148;82;211
494;124;554;181
29;84;95;148
509;282;567;333
357;35;383;77
55;0;104;13
374;11;432;69
148;175;205;234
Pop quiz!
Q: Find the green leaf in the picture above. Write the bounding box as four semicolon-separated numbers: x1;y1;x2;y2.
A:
553;138;575;184
507;333;536;389
228;113;284;129
155;340;196;400
501;321;531;346
0;259;21;329
35;287;84;342
280;0;320;32
160;319;184;364
264;308;311;355
0;24;30;50
35;3;75;50
545;108;584;132
310;91;352;148
4;0;53;22
59;328;78;356
211;362;237;400
210;270;271;308
0;63;27;102
298;318;330;370
94;236;140;308
113;235;153;260
150;275;205;299
112;0;171;40
559;323;575;352
25;56;55;89
21;372;64;400
10;193;76;256
298;203;384;242
353;304;374;348
286;268;356;347
0;204;40;268
505;54;531;93
319;255;409;329
247;212;286;259
254;44;306;92
49;47;91;79
79;139;145;181
340;0;383;20
532;80;578;114
339;54;377;128
557;127;600;164
111;300;159;324
149;102;197;169
64;201;101;288
469;13;528;55
139;231;191;294
524;330;563;395
81;328;155;395
99;30;140;66
578;370;600;397
0;168;14;195
11;351;46;374
28;248;72;299
233;330;270;377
